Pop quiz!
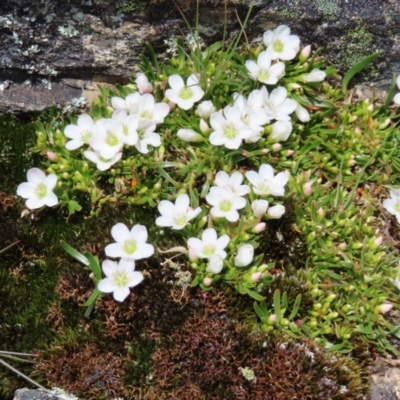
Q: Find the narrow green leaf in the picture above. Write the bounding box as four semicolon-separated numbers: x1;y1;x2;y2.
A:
84;252;102;281
273;289;281;320
145;43;159;70
381;74;398;110
83;288;101;307
254;301;269;319
61;241;89;266
342;52;380;93
288;294;302;320
243;287;265;301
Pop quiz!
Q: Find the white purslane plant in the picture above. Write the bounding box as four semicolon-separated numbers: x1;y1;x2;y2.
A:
105;223;155;260
245;163;289;197
156;194;202;230
17;168;59;210
206;186;246;222
64;114;97;150
213;170;250;197
234;244;254;267
263;24;300;61
262;86;298;122
165;73;205;110
245;50;285;84
97;259;144;302
187;228;230;261
394;75;400;105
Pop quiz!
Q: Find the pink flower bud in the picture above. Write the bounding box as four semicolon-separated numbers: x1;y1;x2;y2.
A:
271;143;282;152
317;207;324;217
287;150;295;156
299;45;311;62
188;246;198;261
47;151;57;161
199;119;210;134
135;72;153;94
376;303;392;314
267;204;285;219
253;222;266;233
168;101;176;110
374;236;383;246
251;272;262;282
268;314;277;323
303;181;313;196
203;277;212;286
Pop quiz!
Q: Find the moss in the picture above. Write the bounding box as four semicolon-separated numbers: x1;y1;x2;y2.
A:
315;0;341;21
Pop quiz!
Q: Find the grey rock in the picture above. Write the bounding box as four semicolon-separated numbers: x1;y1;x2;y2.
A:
14;389;57;400
1;0;399;113
371;367;400;400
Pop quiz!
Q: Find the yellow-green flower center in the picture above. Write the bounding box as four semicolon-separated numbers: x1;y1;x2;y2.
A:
140;110;152;119
173;213;187;227
223;125;238;139
258;70;271;82
113;271;129;288
179;87;193;100
395;201;400;213
81;129;92;143
35;183;48;199
220;200;232;212
106;132;119;146
203;244;215;257
273;40;284;53
123;240;137;255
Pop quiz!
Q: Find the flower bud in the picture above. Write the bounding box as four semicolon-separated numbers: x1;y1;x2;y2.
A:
234;244;254;267
374;236;383;247
47;151;57;161
251;272;262;282
188;246;198;261
177;128;203;142
286;150;295;156
303;181;313;196
252;200;269;217
375;303;392;314
203;277;212;286
338;242;347;251
317;207;324;217
206;255;224;274
253;222;266;233
199;119;210;134
270;121;292;142
379;118;391;130
295;104;310;122
299;45;311;62
267;204;285;219
302;69;326;83
197;101;216;119
135;72;153;94
271;143;282;152
268;314;277;324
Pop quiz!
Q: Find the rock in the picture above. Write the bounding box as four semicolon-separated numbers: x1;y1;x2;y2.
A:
371;367;400;400
14;388;56;400
1;0;399;113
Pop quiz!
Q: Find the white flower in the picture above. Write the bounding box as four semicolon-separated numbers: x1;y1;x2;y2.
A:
214;170;250;197
383;189;400;223
135;72;153;94
270;121;292;142
197;100;216;119
232;93;270;143
262;86;297;122
209;105;253;149
394;75;400;105
64;114;97;150
156;194;202;230
245;50;285;84
84;150;122;171
136;93;170;124
234;244;254;267
267;204;285;219
295;103;310;122
251;199;269;217
135;119;161;154
177;128;203;142
206;255;224;274
105;223;154;260
165;74;204;110
111;92;140;113
245;164;289;197
98;259;143;302
17;168;58;209
187;228;230;260
90;119;125;159
111;110;139;146
206;187;246;222
302;69;326;83
263;25;300;61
